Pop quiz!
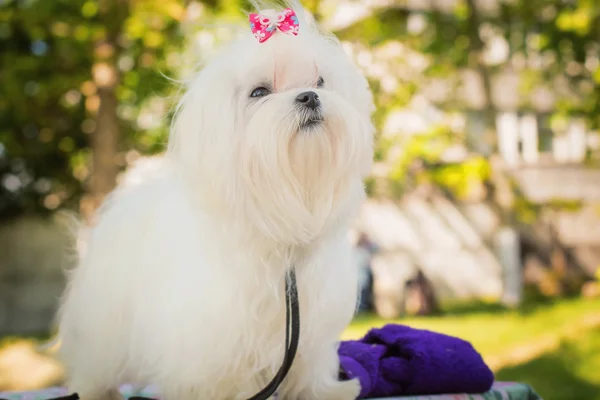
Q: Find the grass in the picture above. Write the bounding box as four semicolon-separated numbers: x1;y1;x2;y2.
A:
1;297;599;397
345;296;600;400
495;332;600;400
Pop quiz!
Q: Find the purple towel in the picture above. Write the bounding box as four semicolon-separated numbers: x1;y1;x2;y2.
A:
338;324;494;399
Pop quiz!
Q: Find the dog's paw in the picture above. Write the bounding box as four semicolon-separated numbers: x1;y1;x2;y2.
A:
331;379;361;400
305;378;360;400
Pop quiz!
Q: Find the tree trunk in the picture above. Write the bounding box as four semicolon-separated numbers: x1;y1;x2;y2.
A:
81;0;129;223
86;75;120;219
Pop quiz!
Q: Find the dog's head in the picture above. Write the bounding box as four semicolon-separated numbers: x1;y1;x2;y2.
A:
169;2;374;244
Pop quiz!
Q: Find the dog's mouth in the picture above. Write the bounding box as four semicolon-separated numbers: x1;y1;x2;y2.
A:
298;113;324;130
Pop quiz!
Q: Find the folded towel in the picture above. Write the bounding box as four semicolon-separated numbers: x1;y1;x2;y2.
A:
338;324;494;399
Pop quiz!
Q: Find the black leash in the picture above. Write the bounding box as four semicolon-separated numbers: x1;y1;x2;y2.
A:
45;268;300;400
247;268;300;400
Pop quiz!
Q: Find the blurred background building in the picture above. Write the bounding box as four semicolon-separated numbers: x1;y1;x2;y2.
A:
1;0;599;398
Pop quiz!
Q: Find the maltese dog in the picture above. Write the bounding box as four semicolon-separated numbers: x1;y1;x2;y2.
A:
57;1;374;399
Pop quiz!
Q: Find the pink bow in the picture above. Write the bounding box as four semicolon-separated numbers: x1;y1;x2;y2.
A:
249;8;300;43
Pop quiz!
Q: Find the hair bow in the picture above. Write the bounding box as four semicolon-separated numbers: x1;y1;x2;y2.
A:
249;8;299;43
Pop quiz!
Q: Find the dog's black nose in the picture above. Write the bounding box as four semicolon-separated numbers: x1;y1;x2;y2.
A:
295;91;320;110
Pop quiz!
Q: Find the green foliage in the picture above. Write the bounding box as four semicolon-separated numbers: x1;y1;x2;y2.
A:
428;157;490;198
514;196;541;225
2;0;600;218
333;0;600;200
0;0;193;219
515;194;583;225
388;125;490;199
1;1;90;217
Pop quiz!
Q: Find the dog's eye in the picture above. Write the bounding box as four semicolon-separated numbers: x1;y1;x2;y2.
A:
250;87;270;98
317;76;324;88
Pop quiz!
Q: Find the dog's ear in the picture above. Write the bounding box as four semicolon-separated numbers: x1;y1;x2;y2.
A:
167;60;237;175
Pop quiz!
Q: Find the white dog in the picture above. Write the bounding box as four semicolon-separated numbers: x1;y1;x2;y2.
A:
57;2;374;399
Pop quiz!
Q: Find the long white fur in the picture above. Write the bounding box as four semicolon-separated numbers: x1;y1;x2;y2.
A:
57;2;374;399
